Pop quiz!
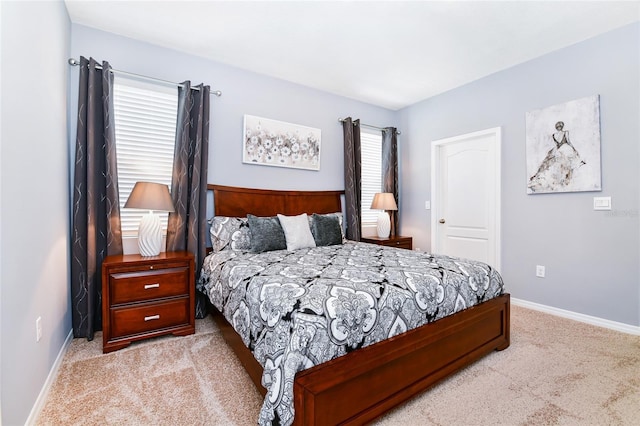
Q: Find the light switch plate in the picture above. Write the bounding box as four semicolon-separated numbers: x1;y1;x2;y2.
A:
593;196;611;210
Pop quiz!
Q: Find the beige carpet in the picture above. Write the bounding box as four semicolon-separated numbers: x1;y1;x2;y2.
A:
36;306;640;425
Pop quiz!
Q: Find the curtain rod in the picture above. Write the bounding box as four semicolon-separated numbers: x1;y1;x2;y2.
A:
67;58;222;97
338;118;401;135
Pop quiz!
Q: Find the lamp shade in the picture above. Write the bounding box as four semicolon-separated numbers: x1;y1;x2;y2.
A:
124;181;175;212
124;182;174;257
370;193;397;211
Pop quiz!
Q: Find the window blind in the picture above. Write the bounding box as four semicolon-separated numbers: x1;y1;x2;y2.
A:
113;76;178;237
360;131;382;227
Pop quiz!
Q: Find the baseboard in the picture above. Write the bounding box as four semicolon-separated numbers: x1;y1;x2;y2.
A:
512;298;640;336
25;329;74;425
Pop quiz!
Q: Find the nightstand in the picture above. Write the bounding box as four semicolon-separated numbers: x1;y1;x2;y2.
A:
101;251;195;353
361;235;413;250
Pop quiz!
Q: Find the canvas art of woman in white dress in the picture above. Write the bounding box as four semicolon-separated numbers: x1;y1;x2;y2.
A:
527;121;586;193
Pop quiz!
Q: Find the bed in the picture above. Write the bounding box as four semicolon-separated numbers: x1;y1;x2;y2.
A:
199;184;510;426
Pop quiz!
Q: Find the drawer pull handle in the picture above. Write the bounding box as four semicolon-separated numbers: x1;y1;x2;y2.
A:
144;283;160;289
144;314;160;321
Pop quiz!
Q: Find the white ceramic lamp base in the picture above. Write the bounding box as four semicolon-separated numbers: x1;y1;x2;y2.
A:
376;211;391;238
137;212;163;257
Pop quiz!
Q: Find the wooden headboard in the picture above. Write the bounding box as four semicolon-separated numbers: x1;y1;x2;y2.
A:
209;184;344;217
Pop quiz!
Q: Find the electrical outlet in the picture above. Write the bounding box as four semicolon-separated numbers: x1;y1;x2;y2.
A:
36;317;42;342
536;265;546;278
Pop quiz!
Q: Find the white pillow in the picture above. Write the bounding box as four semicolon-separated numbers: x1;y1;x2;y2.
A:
277;213;317;251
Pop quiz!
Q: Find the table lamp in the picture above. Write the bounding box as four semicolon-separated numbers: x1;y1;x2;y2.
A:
124;181;175;256
370;192;398;238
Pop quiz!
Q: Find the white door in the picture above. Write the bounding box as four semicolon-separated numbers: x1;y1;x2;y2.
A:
431;128;501;270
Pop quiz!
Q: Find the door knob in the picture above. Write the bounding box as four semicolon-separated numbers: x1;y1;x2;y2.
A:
439;219;445;224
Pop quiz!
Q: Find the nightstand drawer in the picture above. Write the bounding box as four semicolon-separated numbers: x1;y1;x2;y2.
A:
110;298;190;338
361;236;413;250
389;240;412;250
109;267;189;305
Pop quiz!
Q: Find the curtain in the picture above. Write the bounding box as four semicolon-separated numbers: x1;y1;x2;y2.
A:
71;56;123;340
342;117;362;241
166;81;210;318
382;127;399;236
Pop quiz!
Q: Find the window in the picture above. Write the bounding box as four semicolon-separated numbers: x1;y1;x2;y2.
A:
360;131;382;229
113;76;178;237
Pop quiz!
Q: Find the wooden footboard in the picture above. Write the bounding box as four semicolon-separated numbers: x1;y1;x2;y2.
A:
212;293;510;425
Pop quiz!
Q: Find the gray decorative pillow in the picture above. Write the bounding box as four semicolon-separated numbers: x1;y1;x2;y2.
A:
247;214;287;253
208;216;251;253
310;213;343;246
309;212;346;243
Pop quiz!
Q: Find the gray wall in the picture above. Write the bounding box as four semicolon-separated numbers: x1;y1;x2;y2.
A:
70;25;397;194
397;23;640;327
0;1;71;424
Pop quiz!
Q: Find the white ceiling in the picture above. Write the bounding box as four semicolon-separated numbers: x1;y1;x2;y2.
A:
64;0;640;110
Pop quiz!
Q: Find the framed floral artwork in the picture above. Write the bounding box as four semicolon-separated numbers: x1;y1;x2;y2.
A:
525;95;601;194
243;115;321;171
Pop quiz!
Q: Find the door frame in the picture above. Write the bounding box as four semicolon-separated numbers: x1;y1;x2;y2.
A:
430;127;502;271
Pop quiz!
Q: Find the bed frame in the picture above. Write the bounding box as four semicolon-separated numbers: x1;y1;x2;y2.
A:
208;184;510;425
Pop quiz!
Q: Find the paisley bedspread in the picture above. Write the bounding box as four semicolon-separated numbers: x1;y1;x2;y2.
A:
198;241;505;426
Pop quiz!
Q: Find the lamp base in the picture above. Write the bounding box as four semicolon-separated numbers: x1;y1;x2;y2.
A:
138;212;163;257
376;211;391;238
